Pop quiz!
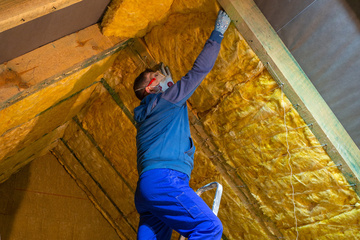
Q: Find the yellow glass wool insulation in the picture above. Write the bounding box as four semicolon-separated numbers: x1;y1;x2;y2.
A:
0;82;99;161
101;0;220;39
101;0;173;38
145;18;263;115
190;147;270;239
170;0;219;13
103;48;147;114
282;207;360;239
140;2;360;239
78;86;139;191
60;118;138;238
0;54;117;137
0;124;67;184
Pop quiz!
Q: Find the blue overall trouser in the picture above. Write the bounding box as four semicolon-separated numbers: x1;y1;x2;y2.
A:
135;169;223;240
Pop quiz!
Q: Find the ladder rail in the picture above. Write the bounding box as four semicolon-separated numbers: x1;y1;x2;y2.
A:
179;182;223;240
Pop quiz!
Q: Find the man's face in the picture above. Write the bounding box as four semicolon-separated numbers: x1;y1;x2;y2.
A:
144;71;165;93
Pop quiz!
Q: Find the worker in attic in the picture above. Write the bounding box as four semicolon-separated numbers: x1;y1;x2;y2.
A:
1;0;360;239
133;10;230;240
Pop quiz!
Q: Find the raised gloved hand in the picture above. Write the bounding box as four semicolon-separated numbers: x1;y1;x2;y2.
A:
159;62;174;91
214;10;231;35
160;62;173;82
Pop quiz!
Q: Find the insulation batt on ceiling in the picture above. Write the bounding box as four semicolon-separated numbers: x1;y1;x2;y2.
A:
101;0;173;38
0;50;118;184
101;0;360;239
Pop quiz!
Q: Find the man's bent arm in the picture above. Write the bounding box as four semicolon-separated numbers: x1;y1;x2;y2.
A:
162;30;223;106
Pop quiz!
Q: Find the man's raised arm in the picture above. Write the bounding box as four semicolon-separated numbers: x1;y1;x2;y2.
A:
162;10;231;106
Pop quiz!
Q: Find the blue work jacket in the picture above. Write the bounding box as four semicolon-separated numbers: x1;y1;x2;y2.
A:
134;31;223;178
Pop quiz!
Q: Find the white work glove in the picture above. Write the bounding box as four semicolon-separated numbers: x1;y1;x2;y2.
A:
215;10;231;34
159;62;174;91
160;62;173;83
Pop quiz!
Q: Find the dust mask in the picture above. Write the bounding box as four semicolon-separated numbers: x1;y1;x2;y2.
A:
154;71;174;92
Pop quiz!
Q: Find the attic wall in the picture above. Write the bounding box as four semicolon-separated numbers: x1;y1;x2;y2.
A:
0;152;120;240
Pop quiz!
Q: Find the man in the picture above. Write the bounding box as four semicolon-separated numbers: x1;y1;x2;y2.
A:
133;10;231;240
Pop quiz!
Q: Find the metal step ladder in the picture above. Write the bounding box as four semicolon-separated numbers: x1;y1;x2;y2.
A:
179;182;223;240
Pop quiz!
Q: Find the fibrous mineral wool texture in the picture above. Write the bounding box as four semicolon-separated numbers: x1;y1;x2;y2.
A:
103;0;360;239
101;0;173;38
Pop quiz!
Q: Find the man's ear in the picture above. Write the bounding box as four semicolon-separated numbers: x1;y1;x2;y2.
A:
145;86;151;94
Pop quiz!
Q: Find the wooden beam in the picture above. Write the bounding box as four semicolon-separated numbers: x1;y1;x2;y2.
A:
0;81;99;165
0;24;128;183
52;119;138;239
0;0;82;33
218;0;360;194
0;25;129;138
0;24;126;105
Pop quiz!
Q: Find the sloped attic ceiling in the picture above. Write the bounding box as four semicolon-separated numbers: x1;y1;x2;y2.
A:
253;0;360;148
1;0;360;239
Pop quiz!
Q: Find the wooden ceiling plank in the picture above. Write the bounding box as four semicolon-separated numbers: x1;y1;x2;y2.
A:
0;0;83;33
218;0;360;195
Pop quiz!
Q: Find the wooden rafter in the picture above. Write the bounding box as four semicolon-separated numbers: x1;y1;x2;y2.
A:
0;24;125;107
0;0;82;33
218;0;360;194
0;24;129;183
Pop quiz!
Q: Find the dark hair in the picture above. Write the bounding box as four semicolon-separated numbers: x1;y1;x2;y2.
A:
133;68;153;100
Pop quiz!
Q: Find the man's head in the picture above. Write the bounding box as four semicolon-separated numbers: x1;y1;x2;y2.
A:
133;69;165;100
